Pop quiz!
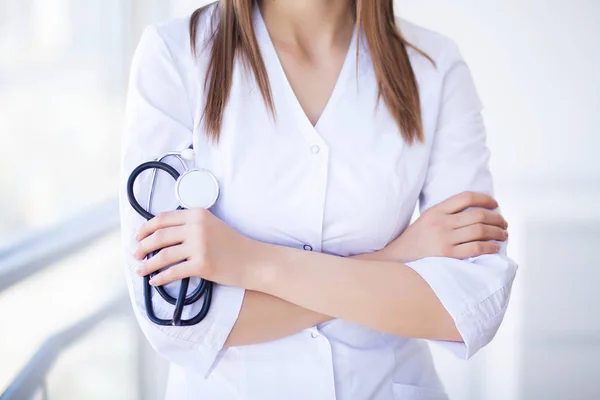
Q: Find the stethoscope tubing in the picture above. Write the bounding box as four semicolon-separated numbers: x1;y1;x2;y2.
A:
127;158;213;326
127;161;180;220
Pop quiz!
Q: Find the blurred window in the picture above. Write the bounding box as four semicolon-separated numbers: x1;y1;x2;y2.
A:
0;0;130;245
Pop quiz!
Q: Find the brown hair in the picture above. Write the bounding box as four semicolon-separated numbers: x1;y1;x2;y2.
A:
190;0;432;144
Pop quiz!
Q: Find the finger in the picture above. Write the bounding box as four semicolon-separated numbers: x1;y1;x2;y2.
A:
452;223;508;245
437;191;498;214
148;261;194;286
133;226;186;260
136;245;188;277
136;210;190;241
452;208;507;230
450;241;500;259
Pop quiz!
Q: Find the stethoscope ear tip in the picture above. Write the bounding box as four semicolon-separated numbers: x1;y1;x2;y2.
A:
180;148;195;161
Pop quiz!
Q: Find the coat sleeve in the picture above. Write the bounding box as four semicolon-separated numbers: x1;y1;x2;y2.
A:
119;24;245;377
404;41;518;359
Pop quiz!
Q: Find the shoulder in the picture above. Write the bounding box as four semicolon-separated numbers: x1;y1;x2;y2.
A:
395;17;465;69
135;3;218;66
128;5;219;115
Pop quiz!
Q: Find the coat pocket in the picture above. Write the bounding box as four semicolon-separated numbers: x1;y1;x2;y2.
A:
392;383;448;400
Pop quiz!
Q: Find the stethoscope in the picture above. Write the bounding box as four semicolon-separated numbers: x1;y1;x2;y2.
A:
126;146;219;326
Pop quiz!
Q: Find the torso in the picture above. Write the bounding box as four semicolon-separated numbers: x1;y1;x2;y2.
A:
156;3;458;399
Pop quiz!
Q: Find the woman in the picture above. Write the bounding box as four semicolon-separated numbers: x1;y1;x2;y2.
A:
120;0;517;399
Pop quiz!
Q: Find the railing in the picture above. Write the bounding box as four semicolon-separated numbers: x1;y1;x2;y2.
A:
0;296;128;400
0;200;119;292
0;199;126;400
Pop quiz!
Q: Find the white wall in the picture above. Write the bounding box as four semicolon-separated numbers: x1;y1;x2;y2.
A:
399;0;600;184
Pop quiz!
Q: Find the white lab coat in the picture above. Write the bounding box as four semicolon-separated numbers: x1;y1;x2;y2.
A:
119;3;517;399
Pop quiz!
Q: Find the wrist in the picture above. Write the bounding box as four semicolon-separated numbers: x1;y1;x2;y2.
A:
242;240;280;292
381;239;409;263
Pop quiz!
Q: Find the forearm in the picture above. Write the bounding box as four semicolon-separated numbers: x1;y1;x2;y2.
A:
225;290;330;347
249;244;462;342
224;251;388;347
136;192;506;346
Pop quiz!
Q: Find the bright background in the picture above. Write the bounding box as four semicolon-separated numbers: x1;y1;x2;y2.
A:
1;1;599;399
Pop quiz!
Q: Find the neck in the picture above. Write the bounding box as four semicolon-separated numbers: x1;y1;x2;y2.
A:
258;0;354;47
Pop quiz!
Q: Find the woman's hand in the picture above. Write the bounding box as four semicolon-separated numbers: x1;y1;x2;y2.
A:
132;208;262;287
383;191;508;263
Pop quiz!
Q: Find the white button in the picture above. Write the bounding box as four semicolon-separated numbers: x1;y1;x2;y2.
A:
310;145;320;154
310;332;319;338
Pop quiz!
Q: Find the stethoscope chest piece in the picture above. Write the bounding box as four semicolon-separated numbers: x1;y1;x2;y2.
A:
175;168;219;210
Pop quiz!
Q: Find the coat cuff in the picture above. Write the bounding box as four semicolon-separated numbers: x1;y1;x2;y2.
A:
404;255;516;359
200;284;246;377
134;283;245;378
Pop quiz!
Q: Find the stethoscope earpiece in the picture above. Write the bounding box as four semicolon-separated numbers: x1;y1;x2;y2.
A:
180;148;195;161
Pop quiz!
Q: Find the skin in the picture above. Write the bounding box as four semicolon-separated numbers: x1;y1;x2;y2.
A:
133;0;509;347
134;191;507;345
260;0;355;125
